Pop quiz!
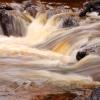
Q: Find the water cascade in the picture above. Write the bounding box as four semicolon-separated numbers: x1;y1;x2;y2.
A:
0;2;100;99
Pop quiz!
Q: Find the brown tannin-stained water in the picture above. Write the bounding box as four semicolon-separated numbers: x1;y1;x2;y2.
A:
0;0;100;99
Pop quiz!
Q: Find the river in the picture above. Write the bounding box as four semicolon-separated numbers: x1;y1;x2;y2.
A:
0;1;100;100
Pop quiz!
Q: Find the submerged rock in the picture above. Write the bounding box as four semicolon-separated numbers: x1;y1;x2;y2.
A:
0;1;36;37
76;51;88;61
79;0;100;17
76;39;100;61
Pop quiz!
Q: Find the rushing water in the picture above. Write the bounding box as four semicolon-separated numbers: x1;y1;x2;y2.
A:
0;2;100;92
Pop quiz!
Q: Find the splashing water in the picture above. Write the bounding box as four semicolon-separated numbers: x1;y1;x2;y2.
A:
0;6;100;90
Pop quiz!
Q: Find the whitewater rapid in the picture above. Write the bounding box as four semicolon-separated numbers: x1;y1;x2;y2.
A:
0;8;100;89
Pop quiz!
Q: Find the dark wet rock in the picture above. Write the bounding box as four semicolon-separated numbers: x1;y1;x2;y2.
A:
79;0;100;17
76;51;88;61
0;3;13;10
77;42;100;60
76;40;100;61
23;0;37;17
0;0;38;37
62;16;79;28
0;1;37;17
0;2;24;11
0;9;29;37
